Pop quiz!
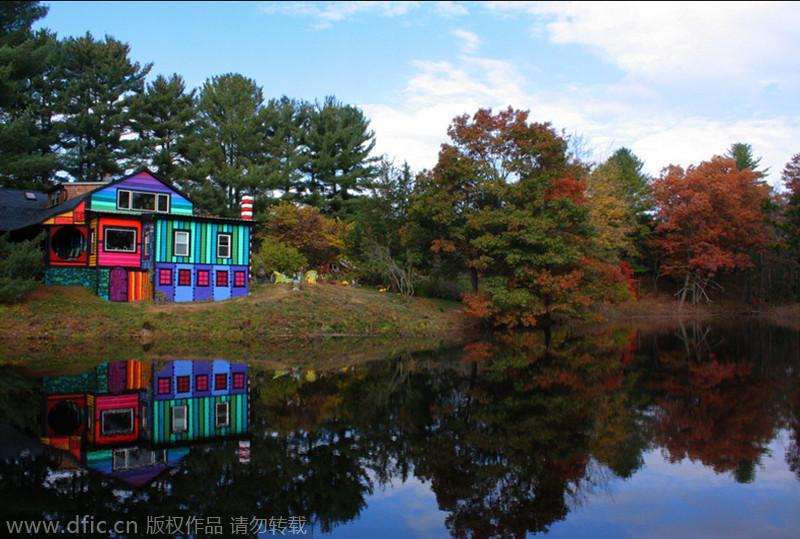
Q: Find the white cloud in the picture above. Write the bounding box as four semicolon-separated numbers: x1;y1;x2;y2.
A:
259;1;422;29
528;1;800;88
452;28;481;54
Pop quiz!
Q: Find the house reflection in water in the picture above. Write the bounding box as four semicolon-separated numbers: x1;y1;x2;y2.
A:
40;359;249;486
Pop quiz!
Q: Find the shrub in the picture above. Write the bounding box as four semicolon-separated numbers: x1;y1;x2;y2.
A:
0;232;44;303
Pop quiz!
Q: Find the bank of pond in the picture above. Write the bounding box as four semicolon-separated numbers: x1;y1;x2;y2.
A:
1;319;799;537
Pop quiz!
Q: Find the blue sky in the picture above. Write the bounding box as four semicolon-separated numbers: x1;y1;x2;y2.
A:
34;1;800;188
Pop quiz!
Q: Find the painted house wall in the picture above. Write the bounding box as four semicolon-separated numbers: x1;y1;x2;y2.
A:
88;393;141;446
150;393;248;444
89;171;193;216
154;219;249;266
96;217;142;268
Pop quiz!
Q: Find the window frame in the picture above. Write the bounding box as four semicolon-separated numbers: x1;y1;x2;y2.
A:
171;405;188;433
173;230;190;258
157;377;171;395
196;374;209;392
217;233;232;259
176;375;190;394
197;269;210;287
100;408;135;435
215;373;228;391
116;189;170;213
178;269;191;286
233;271;246;287
103;226;137;254
215;401;230;428
159;268;172;286
216;270;229;287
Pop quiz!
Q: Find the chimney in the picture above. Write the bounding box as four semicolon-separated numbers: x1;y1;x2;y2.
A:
241;195;253;220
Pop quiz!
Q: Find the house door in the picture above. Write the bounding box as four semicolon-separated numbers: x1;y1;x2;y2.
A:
109;267;128;302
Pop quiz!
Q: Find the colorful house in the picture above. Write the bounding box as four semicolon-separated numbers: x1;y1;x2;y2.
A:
143;360;249;445
6;169;252;302
41;359;249;484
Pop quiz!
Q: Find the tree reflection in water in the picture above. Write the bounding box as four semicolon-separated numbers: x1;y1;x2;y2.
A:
1;321;799;537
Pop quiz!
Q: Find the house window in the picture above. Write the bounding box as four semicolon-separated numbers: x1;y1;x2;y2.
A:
104;227;137;253
197;270;210;287
178;269;191;286
157;377;171;395
217;233;232;259
159;268;172;286
172;405;188;433
176;375;190;393
215;402;230;428
101;409;134;435
51;226;87;260
196;374;209;392
215;373;227;391
216;270;228;287
117;189;170;213
233;372;246;390
174;230;190;257
234;271;246;287
143;229;151;258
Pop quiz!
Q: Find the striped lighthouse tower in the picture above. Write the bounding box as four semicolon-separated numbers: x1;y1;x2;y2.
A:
241;195;254;220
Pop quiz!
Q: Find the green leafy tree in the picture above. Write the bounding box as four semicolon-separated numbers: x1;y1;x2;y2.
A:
190;73;268;216
0;1;60;188
251;236;307;277
128;73;197;178
57;32;151;182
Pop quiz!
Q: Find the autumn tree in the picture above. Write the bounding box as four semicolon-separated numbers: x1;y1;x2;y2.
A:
260;201;351;269
651;156;772;307
410;107;632;327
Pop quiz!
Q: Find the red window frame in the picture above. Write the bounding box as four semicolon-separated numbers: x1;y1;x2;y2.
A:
215;373;228;391
176;375;190;393
196;374;209;392
159;268;172;286
233;372;246;389
178;269;191;286
197;270;210;287
216;270;228;287
157;377;171;395
234;271;246;287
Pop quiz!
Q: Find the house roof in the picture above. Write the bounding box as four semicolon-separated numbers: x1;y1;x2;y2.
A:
0;168;212;231
0;188;50;231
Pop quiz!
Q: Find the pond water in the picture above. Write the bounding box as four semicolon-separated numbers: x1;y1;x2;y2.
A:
1;320;799;538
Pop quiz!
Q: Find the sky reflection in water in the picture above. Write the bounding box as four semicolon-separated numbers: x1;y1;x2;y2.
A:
2;321;799;538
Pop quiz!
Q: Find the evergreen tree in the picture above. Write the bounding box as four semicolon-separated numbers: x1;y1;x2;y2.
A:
301;96;378;216
57;32;152;182
191;73;268;216
261;96;310;198
128;73;197;179
725;142;769;178
0;1;60;188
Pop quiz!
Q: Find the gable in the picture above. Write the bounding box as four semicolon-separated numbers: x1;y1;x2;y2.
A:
88;171;194;216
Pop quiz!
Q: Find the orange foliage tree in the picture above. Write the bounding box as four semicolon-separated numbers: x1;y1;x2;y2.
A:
651;156;772;306
410;107;633;327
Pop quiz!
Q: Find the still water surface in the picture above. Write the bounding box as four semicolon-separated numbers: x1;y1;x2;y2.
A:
1;320;799;538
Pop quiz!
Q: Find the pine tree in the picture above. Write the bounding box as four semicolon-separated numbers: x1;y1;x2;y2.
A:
191;73;268;216
128;73;197;179
0;1;60;188
57;32;152;182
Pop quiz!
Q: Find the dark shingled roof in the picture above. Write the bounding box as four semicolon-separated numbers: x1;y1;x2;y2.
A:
0;188;49;232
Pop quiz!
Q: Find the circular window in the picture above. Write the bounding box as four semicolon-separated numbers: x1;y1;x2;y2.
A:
47;400;84;435
51;226;86;260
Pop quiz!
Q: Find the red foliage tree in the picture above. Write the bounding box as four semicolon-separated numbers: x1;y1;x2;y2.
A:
651;156;772;306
